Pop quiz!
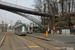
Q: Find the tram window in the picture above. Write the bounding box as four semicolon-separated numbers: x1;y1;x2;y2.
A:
22;26;26;32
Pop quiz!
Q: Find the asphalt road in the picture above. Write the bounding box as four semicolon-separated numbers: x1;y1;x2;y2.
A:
31;33;75;47
0;32;67;50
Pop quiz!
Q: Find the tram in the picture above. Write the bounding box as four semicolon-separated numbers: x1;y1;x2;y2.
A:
14;24;27;36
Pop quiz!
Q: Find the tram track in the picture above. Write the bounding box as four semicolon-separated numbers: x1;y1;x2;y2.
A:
29;40;49;50
14;34;49;50
20;36;52;50
9;36;13;50
27;36;64;47
8;33;30;50
15;35;48;50
21;36;65;50
1;33;65;50
14;35;31;50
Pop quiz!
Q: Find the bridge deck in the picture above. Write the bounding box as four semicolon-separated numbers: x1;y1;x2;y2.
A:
0;1;49;16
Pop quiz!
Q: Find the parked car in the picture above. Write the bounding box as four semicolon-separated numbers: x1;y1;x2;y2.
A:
27;30;32;34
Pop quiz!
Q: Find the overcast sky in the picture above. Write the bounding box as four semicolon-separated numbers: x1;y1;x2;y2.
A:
0;0;40;26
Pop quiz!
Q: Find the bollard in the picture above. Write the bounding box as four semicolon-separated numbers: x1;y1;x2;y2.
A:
46;30;48;38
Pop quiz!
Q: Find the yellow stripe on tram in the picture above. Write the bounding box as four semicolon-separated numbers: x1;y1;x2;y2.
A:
28;46;39;48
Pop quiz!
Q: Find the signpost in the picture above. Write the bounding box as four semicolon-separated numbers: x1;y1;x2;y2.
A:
53;26;55;34
48;25;49;32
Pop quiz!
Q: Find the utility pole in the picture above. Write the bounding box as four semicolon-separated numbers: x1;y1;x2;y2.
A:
46;0;51;32
61;0;64;16
5;23;7;32
33;22;34;32
68;1;71;13
2;21;4;32
43;0;46;25
53;2;56;27
60;0;64;23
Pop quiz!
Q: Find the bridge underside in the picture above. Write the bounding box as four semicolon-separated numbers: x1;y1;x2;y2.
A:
0;1;50;17
0;1;59;18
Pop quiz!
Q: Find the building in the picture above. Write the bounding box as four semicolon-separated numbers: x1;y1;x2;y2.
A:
29;23;39;32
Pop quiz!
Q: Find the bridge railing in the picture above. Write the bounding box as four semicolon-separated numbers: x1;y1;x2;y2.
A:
16;12;43;26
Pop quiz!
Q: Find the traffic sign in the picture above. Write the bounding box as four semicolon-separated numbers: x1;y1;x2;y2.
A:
53;26;55;30
73;25;75;29
73;25;75;28
51;30;53;34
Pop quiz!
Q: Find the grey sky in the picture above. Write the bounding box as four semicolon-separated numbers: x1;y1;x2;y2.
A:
2;0;34;8
0;0;39;26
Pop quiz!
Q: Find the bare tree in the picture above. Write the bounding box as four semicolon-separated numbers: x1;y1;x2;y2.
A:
71;0;74;12
33;0;75;31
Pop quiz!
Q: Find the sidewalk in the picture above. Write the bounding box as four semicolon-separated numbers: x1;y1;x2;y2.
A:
0;32;6;46
32;32;75;37
0;32;6;41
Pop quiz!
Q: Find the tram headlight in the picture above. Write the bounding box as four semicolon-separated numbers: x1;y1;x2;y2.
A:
21;31;26;33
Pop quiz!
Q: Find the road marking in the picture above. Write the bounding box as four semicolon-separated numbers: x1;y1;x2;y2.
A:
28;46;39;48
